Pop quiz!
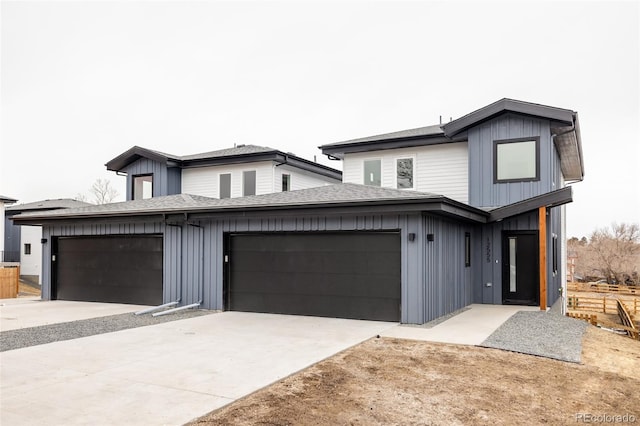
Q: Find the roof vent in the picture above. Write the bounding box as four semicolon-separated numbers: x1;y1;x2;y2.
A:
237;144;245;148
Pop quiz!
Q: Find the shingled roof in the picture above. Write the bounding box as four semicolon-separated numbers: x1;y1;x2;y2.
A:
12;184;488;223
105;144;341;180
6;198;92;212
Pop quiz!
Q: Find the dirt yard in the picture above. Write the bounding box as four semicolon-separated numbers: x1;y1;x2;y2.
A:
190;327;640;425
18;280;41;297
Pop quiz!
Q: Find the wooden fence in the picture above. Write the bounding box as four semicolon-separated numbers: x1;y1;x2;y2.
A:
566;295;638;315
617;300;639;340
0;265;20;299
567;281;639;296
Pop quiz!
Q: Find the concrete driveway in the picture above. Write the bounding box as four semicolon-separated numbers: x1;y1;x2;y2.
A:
0;300;533;425
1;306;395;426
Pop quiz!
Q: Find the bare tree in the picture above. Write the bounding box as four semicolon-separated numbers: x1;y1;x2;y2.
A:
90;178;119;205
587;223;640;284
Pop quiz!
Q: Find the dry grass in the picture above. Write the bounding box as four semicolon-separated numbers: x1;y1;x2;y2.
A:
189;326;640;426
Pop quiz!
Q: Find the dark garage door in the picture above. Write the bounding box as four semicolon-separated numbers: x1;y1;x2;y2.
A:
227;232;401;321
54;235;163;305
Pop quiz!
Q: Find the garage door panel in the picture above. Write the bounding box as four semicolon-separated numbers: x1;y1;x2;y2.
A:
228;232;400;321
55;236;163;305
231;292;399;321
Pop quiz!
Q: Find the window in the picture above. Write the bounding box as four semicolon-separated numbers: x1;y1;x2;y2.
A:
282;174;290;192
24;243;31;255
464;233;471;267
396;158;414;189
243;170;256;196
363;159;381;186
133;175;153;200
494;137;540;183
552;233;558;276
219;173;231;199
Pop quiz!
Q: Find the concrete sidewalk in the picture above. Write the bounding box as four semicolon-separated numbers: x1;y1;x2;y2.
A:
380;304;540;345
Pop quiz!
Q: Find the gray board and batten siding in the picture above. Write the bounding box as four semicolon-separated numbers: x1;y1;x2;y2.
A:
122;158;181;201
467;113;564;209
40;209;476;325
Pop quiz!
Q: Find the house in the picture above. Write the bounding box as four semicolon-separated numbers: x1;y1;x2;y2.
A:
13;98;584;324
0;195;18;262
4;199;92;284
105;144;342;200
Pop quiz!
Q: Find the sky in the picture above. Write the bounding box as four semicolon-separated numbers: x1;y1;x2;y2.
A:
1;0;638;238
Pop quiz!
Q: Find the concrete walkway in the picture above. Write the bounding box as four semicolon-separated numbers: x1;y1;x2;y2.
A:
0;301;534;425
380;304;540;345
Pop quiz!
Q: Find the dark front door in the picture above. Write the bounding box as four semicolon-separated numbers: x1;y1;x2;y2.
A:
226;232;401;321
502;231;539;305
54;235;163;305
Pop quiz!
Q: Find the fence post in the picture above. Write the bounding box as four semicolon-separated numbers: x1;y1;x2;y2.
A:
603;297;606;314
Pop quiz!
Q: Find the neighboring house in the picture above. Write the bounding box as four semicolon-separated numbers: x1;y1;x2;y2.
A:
105;144;342;201
0;195;18;262
5;199;92;284
14;99;584;325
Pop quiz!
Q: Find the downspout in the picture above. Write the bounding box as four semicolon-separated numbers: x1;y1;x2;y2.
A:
153;222;204;317
550;118;578;314
135;221;183;315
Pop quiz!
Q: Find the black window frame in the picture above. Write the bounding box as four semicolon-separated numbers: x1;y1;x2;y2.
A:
24;243;31;255
552;233;558;276
243;170;256;196
132;174;154;200
282;174;291;192
464;232;471;267
493;137;540;183
219;173;231;199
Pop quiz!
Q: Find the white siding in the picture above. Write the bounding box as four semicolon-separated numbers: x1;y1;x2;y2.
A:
0;203;5;253
20;225;42;282
342;142;469;203
182;161;275;198
274;165;339;192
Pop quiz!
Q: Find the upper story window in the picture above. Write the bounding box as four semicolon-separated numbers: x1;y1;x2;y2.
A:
133;174;153;200
282;174;291;192
219;173;231;199
363;159;381;186
243;170;256;196
396;158;414;189
494;137;540;183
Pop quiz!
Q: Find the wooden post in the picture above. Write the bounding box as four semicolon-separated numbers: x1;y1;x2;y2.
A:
539;206;547;310
16;265;20;296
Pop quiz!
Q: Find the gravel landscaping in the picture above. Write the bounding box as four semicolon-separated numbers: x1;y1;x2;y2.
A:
481;310;589;362
0;309;212;352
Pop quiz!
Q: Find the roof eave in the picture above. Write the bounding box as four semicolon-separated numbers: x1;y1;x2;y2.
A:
320;134;457;159
442;98;575;137
13;196;488;225
488;187;573;222
105;146;177;172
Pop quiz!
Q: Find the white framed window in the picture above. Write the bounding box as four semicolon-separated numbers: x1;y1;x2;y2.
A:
363;159;381;186
396;157;415;189
243;170;256;196
219;173;231;199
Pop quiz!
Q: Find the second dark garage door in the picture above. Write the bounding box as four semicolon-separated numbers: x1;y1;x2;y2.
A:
54;235;163;305
226;232;401;321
